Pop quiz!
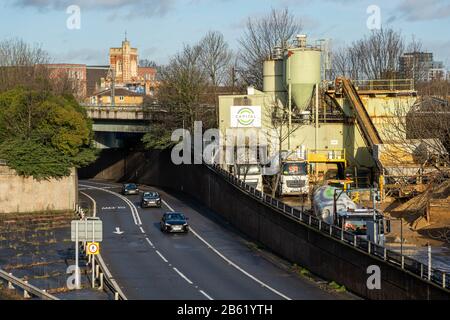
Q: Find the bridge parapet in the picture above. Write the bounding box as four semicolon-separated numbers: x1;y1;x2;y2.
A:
82;104;167;121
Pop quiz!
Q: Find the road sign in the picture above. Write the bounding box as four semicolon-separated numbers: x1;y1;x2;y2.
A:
87;242;100;255
71;220;103;242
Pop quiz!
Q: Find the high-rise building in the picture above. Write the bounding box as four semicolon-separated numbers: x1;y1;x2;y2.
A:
399;52;447;81
399;52;433;81
428;61;446;81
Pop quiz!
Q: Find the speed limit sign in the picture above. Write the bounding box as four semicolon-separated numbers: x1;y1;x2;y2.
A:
87;242;100;255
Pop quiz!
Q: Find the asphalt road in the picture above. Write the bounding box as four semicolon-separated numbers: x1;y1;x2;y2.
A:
79;180;345;300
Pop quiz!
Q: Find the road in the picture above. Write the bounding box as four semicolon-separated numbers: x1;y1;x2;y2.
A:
79;180;347;300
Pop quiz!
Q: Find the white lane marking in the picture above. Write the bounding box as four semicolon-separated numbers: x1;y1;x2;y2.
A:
139;226;145;234
161;199;292;301
162;199;176;212
145;238;154;247
156;250;169;263
80;181;121;188
79;184;142;226
200;290;214;301
80;191;97;217
173;268;193;285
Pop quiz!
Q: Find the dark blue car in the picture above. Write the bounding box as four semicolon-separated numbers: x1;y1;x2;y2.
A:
141;191;161;208
122;183;139;196
160;212;189;233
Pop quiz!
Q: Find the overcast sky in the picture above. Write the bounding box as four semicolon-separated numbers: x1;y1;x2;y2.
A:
1;0;449;68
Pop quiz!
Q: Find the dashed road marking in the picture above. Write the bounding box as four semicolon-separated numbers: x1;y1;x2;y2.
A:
200;290;214;300
173;267;193;285
156;250;169;263
145;238;154;247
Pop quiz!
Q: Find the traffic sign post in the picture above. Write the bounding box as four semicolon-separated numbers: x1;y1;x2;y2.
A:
75;222;80;290
71;219;103;290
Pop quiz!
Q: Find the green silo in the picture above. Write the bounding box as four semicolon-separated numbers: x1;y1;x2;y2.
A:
285;35;321;111
263;59;286;105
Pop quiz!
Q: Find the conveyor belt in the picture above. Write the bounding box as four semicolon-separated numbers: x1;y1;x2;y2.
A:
339;78;383;149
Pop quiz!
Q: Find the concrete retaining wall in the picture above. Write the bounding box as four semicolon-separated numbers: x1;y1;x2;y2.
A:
0;165;78;214
79;149;450;300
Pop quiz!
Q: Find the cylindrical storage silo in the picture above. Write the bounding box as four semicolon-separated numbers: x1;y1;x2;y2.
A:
285;48;321;111
263;59;286;103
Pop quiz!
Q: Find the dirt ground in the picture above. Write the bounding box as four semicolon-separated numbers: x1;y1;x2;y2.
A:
382;196;450;248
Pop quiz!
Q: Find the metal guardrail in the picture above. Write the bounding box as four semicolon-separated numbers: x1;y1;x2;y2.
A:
207;164;450;292
353;79;415;92
0;269;59;300
93;254;126;301
81;104;167;112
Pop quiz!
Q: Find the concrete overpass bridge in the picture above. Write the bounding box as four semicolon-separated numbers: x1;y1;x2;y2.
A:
82;104;166;149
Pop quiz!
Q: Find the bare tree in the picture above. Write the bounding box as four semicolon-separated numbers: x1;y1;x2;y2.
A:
380;95;450;201
143;44;215;149
0;38;83;97
199;31;233;88
139;59;158;68
403;36;429;84
198;31;233;124
332;28;404;80
0;38;49;92
238;8;302;89
331;46;363;79
417;80;450;99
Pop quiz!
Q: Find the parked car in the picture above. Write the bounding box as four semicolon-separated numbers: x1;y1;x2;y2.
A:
141;191;162;208
160;212;189;233
122;183;139;196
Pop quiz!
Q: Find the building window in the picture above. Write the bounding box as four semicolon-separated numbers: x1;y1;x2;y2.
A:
119;96;124;101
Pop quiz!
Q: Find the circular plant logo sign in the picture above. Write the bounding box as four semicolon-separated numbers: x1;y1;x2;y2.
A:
236;108;256;126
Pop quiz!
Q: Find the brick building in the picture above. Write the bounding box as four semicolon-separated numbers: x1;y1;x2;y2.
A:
46;64;87;99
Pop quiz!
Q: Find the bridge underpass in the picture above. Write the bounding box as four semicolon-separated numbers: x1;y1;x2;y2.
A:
83;104;162;149
92;122;148;149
